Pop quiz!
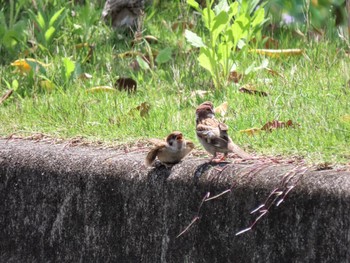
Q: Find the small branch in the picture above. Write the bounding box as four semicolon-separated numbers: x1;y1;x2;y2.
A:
176;216;200;238
0;89;13;104
205;189;231;202
236;165;309;235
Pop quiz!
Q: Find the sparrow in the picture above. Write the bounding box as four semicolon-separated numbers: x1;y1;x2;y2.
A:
195;101;251;162
145;131;194;166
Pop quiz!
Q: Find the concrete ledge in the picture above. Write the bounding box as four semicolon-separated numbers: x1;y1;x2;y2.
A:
0;139;350;262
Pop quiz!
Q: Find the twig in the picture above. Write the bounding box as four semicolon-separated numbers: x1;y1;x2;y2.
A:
176;216;200;238
236;165;309;235
177;192;210;238
0;89;13;104
205;189;231;202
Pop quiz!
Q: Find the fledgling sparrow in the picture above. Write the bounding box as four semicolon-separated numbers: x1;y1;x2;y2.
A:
145;131;194;166
195;101;251;162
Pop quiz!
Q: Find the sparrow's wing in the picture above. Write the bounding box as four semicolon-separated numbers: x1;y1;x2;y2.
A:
184;140;195;155
201;118;220;128
196;123;229;148
145;143;167;166
218;123;251;158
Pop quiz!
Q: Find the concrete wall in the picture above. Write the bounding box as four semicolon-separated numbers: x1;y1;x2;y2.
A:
0;139;349;262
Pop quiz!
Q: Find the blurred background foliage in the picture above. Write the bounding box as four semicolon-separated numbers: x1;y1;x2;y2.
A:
267;0;346;28
0;0;348;63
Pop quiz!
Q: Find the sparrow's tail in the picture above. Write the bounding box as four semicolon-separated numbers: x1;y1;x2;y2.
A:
230;143;252;159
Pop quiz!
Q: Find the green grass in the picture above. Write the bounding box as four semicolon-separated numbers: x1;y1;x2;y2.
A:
0;1;350;164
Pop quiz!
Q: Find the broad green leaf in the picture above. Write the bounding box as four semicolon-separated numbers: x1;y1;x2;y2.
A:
198;47;215;77
187;0;200;11
229;2;239;17
251;8;266;29
185;30;205;48
63;57;75;80
230;24;242;46
72;62;82;79
49;7;65;27
155;47;173;64
12;79;19;91
214;0;229;15
44;26;55;42
202;8;215;30
136;56;150;70
36;11;46;29
217;41;233;75
28;9;45;29
212;11;229;43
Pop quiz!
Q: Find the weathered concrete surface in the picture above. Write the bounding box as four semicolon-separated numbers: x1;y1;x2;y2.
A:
0;139;350;263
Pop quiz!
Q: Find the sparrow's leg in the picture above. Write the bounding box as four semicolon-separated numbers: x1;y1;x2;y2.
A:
209;152;228;163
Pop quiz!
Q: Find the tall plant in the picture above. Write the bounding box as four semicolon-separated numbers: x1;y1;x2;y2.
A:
185;0;267;89
28;6;67;51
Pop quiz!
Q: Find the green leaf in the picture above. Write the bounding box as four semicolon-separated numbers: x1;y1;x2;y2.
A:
63;57;75;81
44;26;55;42
202;8;215;30
198;47;215;77
36;11;46;29
229;2;239;17
136;56;150;70
25;59;47;75
155;47;173;64
49;7;65;27
185;30;205;48
12;79;19;91
27;9;45;30
214;0;229;15
212;11;229;43
187;0;200;11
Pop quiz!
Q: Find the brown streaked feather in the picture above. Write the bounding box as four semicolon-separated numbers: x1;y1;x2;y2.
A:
145;143;166;166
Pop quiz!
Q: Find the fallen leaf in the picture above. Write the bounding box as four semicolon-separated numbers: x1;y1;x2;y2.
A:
239;127;262;136
118;51;144;58
251;36;279;49
75;43;89;49
86;86;116;93
228;71;243;83
262;36;279;49
214;102;228;117
265;67;285;79
11;58;50;74
190;90;209;98
132;35;159;45
315;162;333;171
250;49;304;58
115;77;137;93
171;21;195;31
0;89;13;104
261;120;297;132
78;73;93;79
239;84;268;97
129;102;151;118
